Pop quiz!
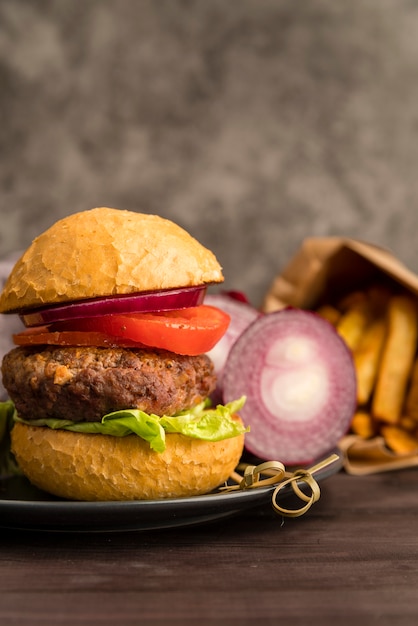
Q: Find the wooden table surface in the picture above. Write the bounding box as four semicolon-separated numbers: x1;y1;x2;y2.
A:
0;467;417;625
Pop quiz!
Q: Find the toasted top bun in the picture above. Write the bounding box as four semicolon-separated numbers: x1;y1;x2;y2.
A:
0;207;224;313
11;422;245;501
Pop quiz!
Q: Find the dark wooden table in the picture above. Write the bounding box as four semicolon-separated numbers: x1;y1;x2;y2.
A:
0;468;417;625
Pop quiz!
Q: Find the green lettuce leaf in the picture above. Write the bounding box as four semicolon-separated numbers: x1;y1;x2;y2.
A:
0;400;21;477
11;396;247;453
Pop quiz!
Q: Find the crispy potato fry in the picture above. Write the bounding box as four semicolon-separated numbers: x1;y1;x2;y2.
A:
404;358;418;422
316;304;341;326
354;317;387;405
381;425;418;455
399;415;417;432
317;285;418;456
336;300;375;351
338;290;367;312
351;411;376;439
367;284;392;313
372;295;418;424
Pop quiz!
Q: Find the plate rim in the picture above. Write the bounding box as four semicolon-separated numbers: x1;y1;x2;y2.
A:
0;448;343;532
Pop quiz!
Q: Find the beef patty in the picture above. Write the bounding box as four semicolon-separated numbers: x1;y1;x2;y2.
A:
2;345;217;422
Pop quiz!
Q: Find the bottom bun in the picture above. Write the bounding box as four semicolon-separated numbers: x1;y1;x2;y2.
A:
11;422;245;501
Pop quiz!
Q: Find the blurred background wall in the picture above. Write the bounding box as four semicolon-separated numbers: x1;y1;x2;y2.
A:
1;0;418;307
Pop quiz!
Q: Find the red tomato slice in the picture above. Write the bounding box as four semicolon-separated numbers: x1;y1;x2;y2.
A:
13;329;144;349
13;306;230;356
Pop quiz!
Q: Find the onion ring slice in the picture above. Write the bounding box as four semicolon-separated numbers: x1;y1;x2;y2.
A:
222;308;357;465
20;286;207;327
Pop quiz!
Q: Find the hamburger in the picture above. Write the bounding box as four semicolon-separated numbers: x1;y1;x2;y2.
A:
0;207;246;500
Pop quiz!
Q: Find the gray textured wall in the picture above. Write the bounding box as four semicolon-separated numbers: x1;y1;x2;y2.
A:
1;0;418;307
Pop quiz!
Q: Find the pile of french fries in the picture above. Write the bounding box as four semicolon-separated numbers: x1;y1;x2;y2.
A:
316;284;418;455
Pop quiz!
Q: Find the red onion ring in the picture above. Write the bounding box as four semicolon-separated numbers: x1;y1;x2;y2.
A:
222;308;357;465
20;286;207;327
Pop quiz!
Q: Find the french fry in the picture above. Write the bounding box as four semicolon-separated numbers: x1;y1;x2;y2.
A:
404;358;418;423
367;284;392;314
381;425;418;455
399;415;417;432
316;285;418;456
316;304;341;326
336;300;375;351
351;411;376;439
338;290;367;312
372;295;418;424
354;317;387;405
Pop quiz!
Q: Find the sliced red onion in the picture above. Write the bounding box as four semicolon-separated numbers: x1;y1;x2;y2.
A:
222;308;357;465
222;290;251;304
205;293;261;402
20;286;207;327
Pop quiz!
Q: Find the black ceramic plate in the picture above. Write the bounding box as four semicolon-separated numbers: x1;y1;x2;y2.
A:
0;450;343;533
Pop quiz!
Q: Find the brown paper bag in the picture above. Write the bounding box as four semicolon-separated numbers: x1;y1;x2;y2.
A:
262;237;418;475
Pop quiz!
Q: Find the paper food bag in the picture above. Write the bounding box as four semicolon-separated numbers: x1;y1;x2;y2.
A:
262;237;418;475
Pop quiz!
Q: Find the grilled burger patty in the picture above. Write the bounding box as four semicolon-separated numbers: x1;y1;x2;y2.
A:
2;345;217;422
